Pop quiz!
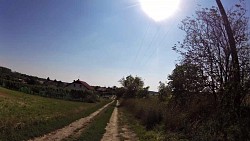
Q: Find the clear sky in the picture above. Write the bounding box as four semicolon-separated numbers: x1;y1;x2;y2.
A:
0;0;249;91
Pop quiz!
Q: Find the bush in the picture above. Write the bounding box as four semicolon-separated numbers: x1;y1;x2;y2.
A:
84;91;99;103
137;88;149;98
121;98;165;130
143;108;162;130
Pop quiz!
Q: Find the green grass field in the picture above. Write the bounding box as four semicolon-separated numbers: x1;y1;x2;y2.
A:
0;87;110;141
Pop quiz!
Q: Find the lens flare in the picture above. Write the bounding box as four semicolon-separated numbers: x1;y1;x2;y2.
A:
139;0;180;21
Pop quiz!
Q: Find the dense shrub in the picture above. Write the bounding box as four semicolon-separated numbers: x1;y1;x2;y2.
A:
162;92;250;140
120;98;165;130
137;88;149;98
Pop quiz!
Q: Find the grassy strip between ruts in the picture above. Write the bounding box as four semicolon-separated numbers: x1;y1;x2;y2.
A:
64;102;115;141
0;87;111;141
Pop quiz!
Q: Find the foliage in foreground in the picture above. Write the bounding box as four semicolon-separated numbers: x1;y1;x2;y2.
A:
0;87;110;141
119;101;165;141
120;93;250;140
120;98;166;131
163;1;250;140
173;0;250;109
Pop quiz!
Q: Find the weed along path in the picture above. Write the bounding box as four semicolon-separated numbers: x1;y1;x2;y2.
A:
29;101;114;141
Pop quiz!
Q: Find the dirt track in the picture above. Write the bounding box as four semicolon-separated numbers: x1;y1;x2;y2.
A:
28;101;114;141
28;100;138;141
101;101;120;141
101;100;138;141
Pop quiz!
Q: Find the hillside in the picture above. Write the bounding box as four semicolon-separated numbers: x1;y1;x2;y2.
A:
0;66;68;87
0;66;102;102
0;87;109;141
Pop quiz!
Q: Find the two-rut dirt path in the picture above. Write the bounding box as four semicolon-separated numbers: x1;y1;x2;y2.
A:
29;101;114;141
101;101;120;141
101;100;138;141
29;100;137;141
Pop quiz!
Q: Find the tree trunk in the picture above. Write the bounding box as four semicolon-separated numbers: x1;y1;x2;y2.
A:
215;0;240;83
215;0;242;109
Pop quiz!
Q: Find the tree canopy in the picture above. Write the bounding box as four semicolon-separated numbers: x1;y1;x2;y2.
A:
173;0;250;108
119;75;147;98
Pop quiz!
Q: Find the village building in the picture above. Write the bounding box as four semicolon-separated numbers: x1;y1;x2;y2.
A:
65;79;93;91
96;87;107;93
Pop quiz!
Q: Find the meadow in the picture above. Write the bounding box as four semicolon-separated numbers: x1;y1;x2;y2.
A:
0;87;109;141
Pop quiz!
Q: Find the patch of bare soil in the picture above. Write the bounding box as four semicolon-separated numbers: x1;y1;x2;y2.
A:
0;92;7;98
119;124;138;141
28;101;114;141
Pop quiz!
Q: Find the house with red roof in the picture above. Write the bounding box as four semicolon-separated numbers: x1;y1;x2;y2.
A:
65;79;94;91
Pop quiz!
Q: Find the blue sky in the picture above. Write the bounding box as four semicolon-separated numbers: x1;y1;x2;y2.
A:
0;0;249;91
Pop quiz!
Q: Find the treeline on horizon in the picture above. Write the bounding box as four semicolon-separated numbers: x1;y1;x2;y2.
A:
0;66;99;103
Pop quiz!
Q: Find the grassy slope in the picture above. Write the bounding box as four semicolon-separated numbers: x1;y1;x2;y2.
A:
0;87;109;141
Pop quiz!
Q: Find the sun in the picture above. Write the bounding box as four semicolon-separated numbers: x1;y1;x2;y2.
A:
139;0;180;22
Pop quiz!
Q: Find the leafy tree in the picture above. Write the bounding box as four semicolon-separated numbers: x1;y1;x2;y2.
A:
27;78;37;85
168;63;207;104
158;81;171;101
119;75;145;98
56;81;64;87
173;0;250;108
114;87;126;99
0;66;11;75
137;86;149;98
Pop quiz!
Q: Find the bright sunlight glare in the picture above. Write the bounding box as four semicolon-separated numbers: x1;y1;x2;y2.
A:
139;0;180;22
